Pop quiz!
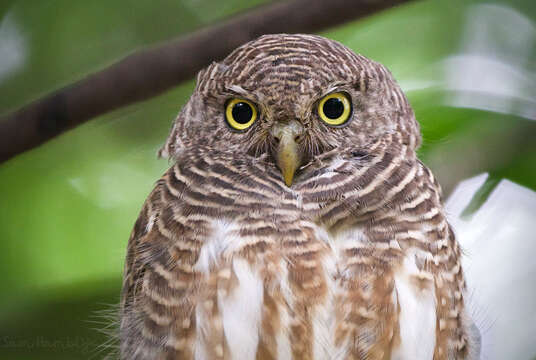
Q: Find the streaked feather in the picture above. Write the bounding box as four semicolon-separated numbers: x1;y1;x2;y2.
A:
120;34;476;359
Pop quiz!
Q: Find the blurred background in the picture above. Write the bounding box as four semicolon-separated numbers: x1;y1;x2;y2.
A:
0;0;535;359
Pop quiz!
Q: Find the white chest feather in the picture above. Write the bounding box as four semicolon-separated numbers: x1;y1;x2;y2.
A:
391;251;437;360
194;220;265;360
219;259;264;359
193;220;438;360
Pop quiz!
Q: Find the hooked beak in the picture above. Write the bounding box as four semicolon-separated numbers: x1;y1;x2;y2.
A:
271;120;304;187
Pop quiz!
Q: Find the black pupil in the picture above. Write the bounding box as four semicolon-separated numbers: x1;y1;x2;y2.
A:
323;97;344;119
232;102;253;124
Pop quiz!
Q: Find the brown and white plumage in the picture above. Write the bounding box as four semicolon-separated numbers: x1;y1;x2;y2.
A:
120;34;480;359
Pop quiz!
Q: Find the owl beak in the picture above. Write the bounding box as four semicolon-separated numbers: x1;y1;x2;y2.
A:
272;121;303;187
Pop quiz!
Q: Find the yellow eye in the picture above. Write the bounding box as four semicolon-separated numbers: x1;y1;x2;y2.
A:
317;92;352;126
225;98;257;131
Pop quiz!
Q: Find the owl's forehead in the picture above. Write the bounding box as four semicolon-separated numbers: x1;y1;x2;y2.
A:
203;34;381;111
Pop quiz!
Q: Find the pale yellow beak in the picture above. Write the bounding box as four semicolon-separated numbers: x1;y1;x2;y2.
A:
272;121;303;187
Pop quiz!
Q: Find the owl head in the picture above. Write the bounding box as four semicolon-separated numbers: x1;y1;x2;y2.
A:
160;34;420;186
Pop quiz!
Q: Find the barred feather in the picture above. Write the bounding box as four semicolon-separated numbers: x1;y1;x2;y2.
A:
120;34;477;360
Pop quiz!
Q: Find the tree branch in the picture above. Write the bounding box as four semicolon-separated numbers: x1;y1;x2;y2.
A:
0;0;413;163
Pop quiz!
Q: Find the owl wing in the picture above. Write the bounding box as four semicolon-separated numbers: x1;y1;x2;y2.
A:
121;181;163;311
120;171;201;360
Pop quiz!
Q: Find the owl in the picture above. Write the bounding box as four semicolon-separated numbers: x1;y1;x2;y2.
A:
120;34;481;360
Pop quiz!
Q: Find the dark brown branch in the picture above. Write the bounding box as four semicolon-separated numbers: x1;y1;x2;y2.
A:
0;0;413;163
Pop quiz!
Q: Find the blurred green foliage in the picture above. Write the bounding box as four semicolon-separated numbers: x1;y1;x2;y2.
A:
0;0;535;358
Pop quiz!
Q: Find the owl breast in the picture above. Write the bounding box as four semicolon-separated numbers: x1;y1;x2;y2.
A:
121;145;472;360
191;216;437;360
168;148;437;359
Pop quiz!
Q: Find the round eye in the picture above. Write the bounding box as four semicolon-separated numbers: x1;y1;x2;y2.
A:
317;92;352;126
225;98;257;131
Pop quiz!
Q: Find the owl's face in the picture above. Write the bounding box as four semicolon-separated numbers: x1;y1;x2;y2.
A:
161;34;420;186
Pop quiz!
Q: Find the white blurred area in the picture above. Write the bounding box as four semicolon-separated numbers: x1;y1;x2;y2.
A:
444;4;536;120
446;174;536;360
0;11;26;85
